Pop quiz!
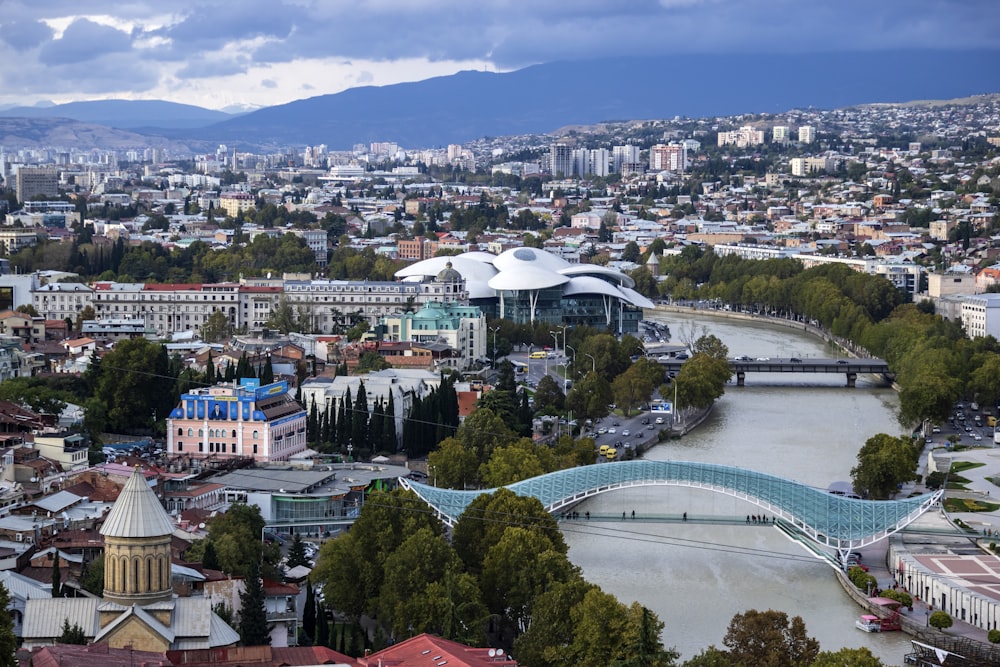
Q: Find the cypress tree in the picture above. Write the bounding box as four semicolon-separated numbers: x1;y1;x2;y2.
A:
338;392;352;449
51;553;62;598
238;561;271;646
0;582;15;666
303;581;316;643
206;351;216;384
384;393;397;451
351;382;369;453
316;601;329;648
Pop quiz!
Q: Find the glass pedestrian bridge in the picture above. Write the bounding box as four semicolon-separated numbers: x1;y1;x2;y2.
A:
399;460;942;559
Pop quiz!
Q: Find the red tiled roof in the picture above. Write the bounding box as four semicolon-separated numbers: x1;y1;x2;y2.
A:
358;634;518;667
19;642;172;667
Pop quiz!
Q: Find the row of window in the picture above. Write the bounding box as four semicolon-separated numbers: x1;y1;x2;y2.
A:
179;427;260;439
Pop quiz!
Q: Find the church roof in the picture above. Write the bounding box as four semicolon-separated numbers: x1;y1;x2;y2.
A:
99;467;175;538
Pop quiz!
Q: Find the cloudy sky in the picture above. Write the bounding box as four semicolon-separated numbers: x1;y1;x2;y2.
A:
1;0;998;111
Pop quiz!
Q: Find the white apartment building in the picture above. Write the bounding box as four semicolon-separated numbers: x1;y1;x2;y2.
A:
717;126;765;148
649;144;687;172
798;126;817;143
378;301;487;370
32;282;95;322
772;126;789;143
960;294;1000;339
612;145;641;173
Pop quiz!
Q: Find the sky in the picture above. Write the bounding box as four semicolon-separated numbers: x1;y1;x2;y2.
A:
0;0;998;112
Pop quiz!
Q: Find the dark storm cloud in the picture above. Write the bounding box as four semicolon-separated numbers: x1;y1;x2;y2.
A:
38;18;133;66
1;0;999;103
0;19;54;50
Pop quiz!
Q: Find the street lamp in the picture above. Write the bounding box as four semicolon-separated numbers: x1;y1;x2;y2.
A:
566;345;576;393
584;353;596;374
489;325;501;368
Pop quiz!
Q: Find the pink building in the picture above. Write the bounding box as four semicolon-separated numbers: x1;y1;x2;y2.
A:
166;379;307;463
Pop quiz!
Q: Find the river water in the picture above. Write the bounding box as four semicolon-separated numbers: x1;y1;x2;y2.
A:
561;310;914;664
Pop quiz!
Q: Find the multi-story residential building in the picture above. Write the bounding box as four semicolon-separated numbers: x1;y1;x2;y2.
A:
797;255;923;299
960;294;1000;339
377;301;486;370
0;230;40;256
166;378;307;463
772;126;790;143
15;167;59;203
649;143;687;172
549;143;573;177
397;237;439;261
798;125;816;143
717;126;765;148
218;192;255;217
612;144;641;173
289;229;328;267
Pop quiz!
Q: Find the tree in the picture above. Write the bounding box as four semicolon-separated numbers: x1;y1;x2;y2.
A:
532;374;565;412
204;502;280;578
0;582;16;666
928;610;953;630
721;609;819;667
57;618;87;644
672;353;731;410
287;533;310;569
427;437;479;490
302;581;316;643
850;433;918;499
266;295;298;334
988;628;1000;644
356;351;391;373
80;554;104;596
612;360;657;416
480;438;547;488
810;648;884;667
622;241;641;263
566;371;614;422
239;560;271;646
201;310;232;343
615;603;679;667
51;553;62;597
693;334;729;360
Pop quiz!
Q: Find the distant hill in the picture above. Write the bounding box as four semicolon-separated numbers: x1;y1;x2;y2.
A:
0;117;200;151
182;50;1000;148
0;99;234;130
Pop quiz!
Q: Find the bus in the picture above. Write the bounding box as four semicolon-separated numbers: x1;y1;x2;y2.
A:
512;361;528;375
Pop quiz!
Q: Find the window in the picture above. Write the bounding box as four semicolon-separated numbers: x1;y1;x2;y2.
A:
253;430;259;439
178;441;183;451
177;428;183;436
187;428;193;437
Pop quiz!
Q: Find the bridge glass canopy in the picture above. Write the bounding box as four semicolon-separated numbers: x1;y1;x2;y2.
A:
401;460;940;549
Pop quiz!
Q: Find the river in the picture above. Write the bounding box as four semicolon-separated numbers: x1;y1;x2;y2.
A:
561;310;914;664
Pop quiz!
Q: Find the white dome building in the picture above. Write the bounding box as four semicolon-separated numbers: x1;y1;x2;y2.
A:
395;247;654;333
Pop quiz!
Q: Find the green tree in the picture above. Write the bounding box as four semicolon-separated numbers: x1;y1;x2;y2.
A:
928;610;953;630
810;648;884;667
615;603;679;667
51;553;62;597
427;437;479;490
612;361;656;416
532;374;565;412
91;338;175;433
566;371;614;422
57;618;87;644
722;609;819;667
693;334;729;360
80;554;104;596
988;628;1000;644
672;353;731;410
266;295;298;334
311;533;366;622
356;351;391;373
850;433;918;499
239;560;271;646
0;582;17;666
480;438;547;488
201;310;232;343
205;502;280;578
302;581;316;643
287;533;310;569
680;647;731;667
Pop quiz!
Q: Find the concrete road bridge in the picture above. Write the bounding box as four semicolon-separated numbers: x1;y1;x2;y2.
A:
399;460;941;563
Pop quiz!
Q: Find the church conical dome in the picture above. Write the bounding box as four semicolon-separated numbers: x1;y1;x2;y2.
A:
100;467;175;538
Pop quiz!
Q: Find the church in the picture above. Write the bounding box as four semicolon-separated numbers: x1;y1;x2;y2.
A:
21;467;240;651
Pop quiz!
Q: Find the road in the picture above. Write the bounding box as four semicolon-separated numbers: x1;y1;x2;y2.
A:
506;349;667;461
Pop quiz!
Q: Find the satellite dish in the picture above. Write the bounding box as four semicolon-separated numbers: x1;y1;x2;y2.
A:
496;649;504;656
198;523;206;529
488;650;496;657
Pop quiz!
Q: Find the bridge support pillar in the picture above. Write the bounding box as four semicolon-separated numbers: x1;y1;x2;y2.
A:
846;372;857;388
736;371;745;387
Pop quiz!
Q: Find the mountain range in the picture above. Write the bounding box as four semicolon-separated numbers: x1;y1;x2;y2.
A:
2;50;1000;150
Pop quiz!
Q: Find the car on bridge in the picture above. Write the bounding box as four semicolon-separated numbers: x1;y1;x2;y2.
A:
790;357;802;363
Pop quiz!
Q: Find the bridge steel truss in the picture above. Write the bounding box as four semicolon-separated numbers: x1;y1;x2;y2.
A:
399;460;942;561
